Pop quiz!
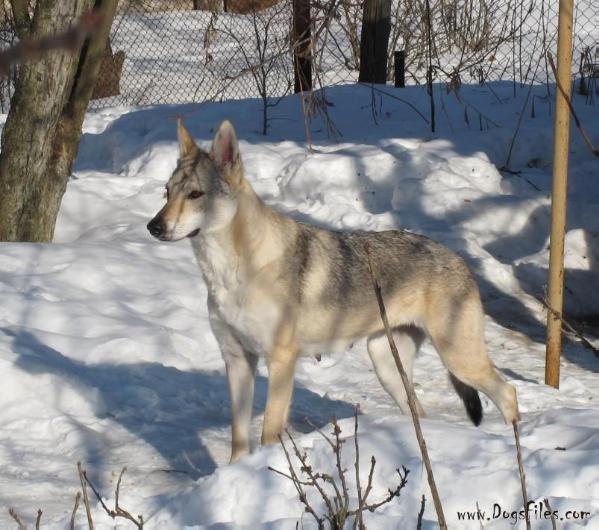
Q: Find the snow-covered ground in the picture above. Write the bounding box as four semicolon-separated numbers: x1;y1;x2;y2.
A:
1;82;599;528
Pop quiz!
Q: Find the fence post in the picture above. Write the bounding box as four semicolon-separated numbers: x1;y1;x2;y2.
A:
394;50;405;87
292;0;312;92
545;0;574;389
358;0;391;83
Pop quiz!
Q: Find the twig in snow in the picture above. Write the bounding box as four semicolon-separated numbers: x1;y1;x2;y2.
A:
77;462;94;530
270;415;409;528
269;433;325;528
476;501;484;530
513;421;531;530
70;492;81;530
365;243;447;530
352;406;364;530
417;495;426;530
544;497;557;530
35;509;42;530
83;466;144;529
8;508;26;530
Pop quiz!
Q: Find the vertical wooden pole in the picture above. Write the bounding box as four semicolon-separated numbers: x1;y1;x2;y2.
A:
545;0;574;389
293;0;312;92
358;0;392;83
394;50;405;87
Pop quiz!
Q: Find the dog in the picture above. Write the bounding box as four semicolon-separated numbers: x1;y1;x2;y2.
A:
147;119;520;463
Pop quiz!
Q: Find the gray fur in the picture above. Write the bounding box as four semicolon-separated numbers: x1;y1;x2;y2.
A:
148;119;520;463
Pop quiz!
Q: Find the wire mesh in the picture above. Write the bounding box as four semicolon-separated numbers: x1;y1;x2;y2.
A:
0;0;596;111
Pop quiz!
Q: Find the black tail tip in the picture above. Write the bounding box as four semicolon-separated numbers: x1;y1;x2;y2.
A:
450;374;483;426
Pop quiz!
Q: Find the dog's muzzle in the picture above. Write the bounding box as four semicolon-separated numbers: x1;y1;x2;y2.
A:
147;217;165;239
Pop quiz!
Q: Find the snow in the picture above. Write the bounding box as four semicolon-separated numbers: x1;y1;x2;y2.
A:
1;81;598;528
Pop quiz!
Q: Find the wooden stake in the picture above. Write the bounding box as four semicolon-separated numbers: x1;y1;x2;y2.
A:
545;0;574;389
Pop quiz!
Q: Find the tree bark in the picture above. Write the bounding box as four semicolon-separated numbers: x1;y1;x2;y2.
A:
358;0;391;83
0;0;117;242
193;0;222;11
292;0;311;92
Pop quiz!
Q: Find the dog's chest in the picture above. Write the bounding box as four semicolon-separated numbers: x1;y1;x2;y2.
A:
195;239;279;355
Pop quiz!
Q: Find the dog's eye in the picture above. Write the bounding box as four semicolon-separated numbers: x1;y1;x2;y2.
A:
188;190;205;199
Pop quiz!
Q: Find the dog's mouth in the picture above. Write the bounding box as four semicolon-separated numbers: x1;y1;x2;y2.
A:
187;229;200;238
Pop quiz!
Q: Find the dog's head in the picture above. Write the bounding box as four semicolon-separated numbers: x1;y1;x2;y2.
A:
147;119;243;241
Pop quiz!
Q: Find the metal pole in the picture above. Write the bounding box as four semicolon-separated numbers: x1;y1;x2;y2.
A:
545;0;574;389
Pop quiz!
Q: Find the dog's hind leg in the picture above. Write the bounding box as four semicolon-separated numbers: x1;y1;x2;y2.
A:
367;326;426;417
426;291;520;425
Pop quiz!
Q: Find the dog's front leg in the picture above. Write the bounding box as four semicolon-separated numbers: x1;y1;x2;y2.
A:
261;344;299;446
208;302;257;463
225;349;258;463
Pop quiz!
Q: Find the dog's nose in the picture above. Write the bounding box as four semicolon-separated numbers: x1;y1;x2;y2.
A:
147;217;165;238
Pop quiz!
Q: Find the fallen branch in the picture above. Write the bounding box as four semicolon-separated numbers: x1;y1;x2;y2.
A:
547;52;599;157
365;244;447;530
513;421;531;530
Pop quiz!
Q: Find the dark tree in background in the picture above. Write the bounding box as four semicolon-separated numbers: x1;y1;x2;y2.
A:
0;0;117;242
358;0;391;83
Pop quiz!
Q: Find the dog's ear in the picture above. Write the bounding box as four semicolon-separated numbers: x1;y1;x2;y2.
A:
177;118;199;158
210;120;242;188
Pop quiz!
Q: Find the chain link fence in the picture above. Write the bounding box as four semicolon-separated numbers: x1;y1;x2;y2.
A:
0;0;597;111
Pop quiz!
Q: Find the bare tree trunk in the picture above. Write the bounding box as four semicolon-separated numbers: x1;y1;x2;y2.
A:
358;0;391;83
292;0;311;92
0;0;117;242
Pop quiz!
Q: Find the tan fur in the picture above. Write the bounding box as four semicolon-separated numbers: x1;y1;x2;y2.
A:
148;120;520;463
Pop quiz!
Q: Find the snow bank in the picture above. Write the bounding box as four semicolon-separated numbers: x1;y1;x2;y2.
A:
0;82;598;528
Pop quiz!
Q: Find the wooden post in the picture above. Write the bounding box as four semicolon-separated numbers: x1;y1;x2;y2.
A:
293;0;312;92
545;0;574;389
394;50;405;87
358;0;391;83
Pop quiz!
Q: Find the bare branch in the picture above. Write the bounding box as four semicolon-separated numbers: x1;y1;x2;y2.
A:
417;495;426;530
0;10;104;78
513;421;531;530
35;509;42;530
83;467;143;529
544;497;557;530
77;462;94;530
538;291;599;357
365;244;447;530
273;433;325;528
8;508;26;530
70;492;81;530
352;406;364;530
547;52;599;157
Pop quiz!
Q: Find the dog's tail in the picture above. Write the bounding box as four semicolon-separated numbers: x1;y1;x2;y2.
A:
450;374;483;426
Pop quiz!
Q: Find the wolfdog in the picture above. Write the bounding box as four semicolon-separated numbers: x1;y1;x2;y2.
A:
148;119;519;463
